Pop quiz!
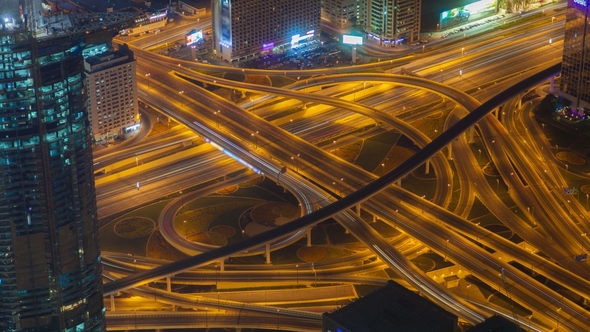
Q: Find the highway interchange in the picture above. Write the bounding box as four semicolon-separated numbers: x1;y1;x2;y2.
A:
99;4;590;331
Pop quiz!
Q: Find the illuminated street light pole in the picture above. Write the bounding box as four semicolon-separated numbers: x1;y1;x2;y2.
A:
178;90;184;106
135;155;139;190
145;73;151;89
214;110;221;127
582;233;587;253
251;131;258;149
296;264;299;284
444;239;449;261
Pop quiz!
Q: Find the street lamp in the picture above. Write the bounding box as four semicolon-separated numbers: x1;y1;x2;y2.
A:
251;131;258;149
440;69;444;83
566;164;569;181
205;307;208;327
217;291;220;311
586;194;589;208
178;90;184;106
214;110;221;127
467;284;471;301
582;233;587;253
478;87;482;101
183;220;187;236
134;308;137;330
296;264;299;284
496;179;500;193
444;239;449;261
145;73;151;89
381;163;385;173
135;156;140;190
394;209;398;229
552;16;555;25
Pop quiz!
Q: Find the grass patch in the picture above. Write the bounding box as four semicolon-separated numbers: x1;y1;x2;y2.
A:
175;201;260;236
114;217;155;238
468;196;491;220
146;229;189;261
355;131;401;172
409;106;452;140
495;13;544;29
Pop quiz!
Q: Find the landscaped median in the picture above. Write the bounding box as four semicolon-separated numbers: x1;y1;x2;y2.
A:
94;143;215;186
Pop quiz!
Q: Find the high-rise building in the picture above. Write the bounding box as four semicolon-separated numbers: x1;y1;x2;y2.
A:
0;2;135;330
212;0;321;62
366;0;421;45
560;0;590;111
85;45;139;142
321;0;364;30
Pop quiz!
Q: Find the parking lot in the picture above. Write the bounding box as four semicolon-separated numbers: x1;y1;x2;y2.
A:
236;39;355;70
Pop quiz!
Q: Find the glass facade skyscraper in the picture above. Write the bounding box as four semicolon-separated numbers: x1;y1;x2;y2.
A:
561;0;590;110
0;2;135;330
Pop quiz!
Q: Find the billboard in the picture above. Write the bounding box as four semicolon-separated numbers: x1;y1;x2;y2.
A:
440;0;497;29
186;29;203;45
342;35;363;45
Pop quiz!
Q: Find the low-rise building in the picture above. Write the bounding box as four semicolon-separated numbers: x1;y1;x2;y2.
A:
178;0;207;16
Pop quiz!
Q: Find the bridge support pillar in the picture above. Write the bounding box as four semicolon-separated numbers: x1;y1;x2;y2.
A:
396;178;402;186
550;76;555;93
265;243;271;264
307;228;312;247
110;294;115;311
425;159;430;175
373;214;377;223
447;143;452;159
469;126;475;143
241;91;246;98
220;259;225;271
167;277;172;292
518;96;522;109
356;203;361;217
583;297;589;306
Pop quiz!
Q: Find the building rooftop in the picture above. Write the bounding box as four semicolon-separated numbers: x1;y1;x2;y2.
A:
323;280;458;332
467;315;523;332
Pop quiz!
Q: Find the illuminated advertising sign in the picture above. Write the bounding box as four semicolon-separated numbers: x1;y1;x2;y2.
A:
221;0;231;44
573;0;587;6
440;0;497;29
262;42;274;50
185;29;203;45
342;35;363;45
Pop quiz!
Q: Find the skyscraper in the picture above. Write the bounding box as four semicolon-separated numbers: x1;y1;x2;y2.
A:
0;2;135;330
212;0;321;62
560;0;590;111
366;0;421;45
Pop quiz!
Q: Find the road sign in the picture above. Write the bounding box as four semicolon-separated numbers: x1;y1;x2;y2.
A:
575;253;587;263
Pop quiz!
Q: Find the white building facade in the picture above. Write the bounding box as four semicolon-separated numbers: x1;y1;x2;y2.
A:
84;45;139;141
